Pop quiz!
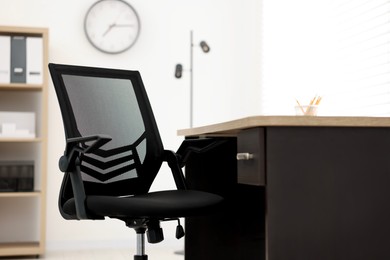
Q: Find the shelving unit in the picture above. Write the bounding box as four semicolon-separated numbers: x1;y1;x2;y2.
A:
0;26;48;257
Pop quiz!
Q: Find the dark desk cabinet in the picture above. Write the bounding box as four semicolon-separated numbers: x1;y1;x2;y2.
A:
185;137;266;260
184;126;390;260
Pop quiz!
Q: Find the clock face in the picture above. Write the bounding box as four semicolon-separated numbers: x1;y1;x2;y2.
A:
84;0;141;54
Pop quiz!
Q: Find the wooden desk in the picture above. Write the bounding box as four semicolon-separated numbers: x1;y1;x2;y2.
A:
179;116;390;260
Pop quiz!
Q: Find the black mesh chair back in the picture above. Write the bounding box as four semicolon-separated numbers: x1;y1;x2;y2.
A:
50;64;165;214
48;63;223;260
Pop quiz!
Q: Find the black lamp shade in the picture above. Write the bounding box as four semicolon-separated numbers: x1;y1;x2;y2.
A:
200;41;210;53
175;64;183;78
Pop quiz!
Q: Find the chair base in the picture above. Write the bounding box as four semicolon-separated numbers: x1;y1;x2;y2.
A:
134;255;148;260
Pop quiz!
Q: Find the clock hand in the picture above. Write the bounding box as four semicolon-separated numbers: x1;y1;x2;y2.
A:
102;23;115;37
105;11;127;31
103;23;131;37
112;24;135;27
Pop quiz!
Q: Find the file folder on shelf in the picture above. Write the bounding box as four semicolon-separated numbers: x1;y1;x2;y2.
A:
0;36;11;84
26;37;43;84
10;36;27;83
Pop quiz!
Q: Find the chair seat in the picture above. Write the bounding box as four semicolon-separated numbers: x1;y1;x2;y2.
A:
64;190;223;219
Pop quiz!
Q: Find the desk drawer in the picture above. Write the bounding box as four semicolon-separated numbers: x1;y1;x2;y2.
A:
237;128;265;186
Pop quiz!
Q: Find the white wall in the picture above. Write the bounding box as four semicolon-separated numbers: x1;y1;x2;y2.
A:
260;0;338;115
0;0;261;252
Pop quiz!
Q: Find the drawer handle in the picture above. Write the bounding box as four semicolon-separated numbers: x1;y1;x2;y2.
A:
236;153;254;161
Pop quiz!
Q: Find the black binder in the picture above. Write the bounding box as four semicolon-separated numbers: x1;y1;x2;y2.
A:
10;36;27;83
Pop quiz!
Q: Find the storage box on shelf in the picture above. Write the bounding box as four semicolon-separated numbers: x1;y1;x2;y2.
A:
0;26;48;257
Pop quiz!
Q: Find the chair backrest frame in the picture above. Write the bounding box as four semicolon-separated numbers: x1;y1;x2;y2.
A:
49;64;165;201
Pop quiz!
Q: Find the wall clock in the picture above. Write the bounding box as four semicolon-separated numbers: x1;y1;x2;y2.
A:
84;0;141;54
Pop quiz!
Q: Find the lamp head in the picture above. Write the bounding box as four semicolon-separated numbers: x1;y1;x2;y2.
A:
200;41;210;53
175;64;183;78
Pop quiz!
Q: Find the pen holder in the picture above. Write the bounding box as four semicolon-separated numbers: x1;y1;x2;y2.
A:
295;105;318;116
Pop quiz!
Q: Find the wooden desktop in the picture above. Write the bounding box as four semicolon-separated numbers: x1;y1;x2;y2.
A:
178;116;390;260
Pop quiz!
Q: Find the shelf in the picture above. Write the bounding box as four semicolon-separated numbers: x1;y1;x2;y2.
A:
0;242;43;257
0;25;48;37
0;25;48;257
0;84;44;91
0;191;41;198
0;137;42;143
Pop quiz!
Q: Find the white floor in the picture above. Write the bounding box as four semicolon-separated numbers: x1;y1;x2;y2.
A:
2;248;184;260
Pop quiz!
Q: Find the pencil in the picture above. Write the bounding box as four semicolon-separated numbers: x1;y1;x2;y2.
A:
295;99;305;114
315;96;322;105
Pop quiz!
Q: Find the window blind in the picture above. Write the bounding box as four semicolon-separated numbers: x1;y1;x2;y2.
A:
260;0;390;116
328;0;390;116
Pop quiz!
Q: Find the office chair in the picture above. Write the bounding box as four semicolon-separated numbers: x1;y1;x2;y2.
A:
48;63;223;260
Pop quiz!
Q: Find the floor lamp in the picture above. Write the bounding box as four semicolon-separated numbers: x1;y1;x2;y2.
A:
175;30;210;128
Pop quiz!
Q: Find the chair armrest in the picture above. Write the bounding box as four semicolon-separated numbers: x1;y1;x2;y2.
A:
163;150;187;190
59;134;112;172
58;134;111;220
165;139;229;190
176;138;228;167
